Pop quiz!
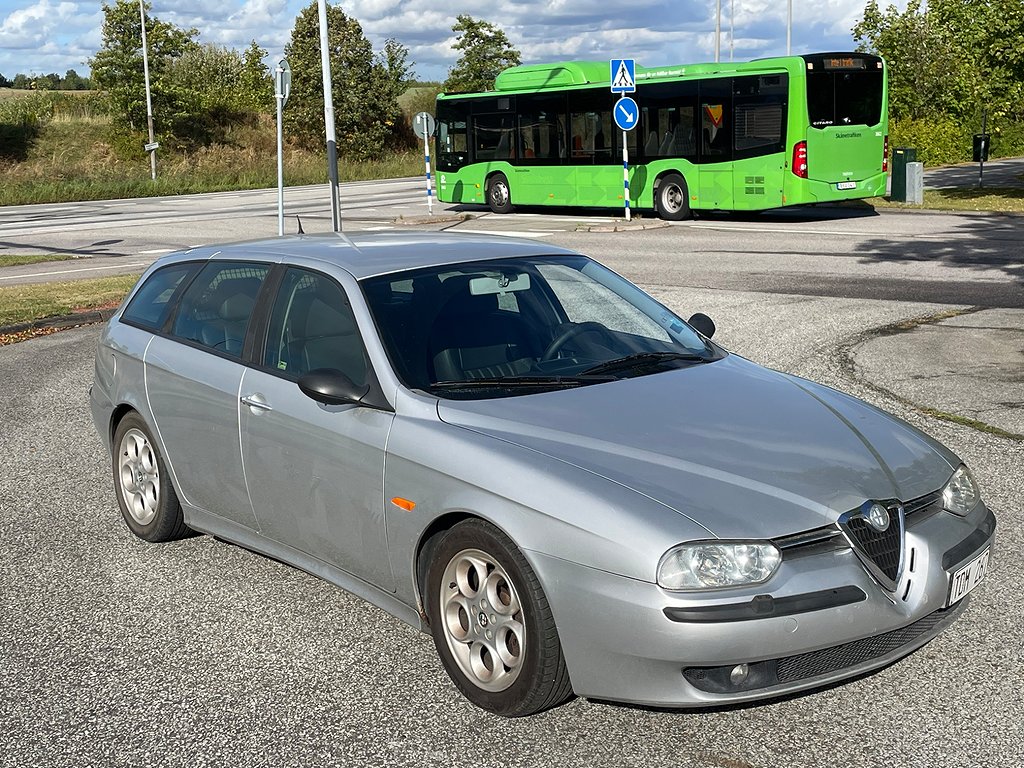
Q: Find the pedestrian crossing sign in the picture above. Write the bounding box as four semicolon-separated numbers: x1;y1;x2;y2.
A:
610;59;636;93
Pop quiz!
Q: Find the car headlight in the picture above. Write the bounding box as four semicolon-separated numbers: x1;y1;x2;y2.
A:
942;465;981;516
658;541;781;591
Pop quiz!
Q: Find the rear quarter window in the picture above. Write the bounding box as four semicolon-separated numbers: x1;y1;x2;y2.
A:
121;263;195;331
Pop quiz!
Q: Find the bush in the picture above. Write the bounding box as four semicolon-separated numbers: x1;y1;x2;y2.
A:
888;116;971;166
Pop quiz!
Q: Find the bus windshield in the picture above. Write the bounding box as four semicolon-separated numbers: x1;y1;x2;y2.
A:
806;68;883;128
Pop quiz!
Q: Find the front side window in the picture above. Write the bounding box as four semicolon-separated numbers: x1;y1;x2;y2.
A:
263;267;367;386
121;263;195;330
170;261;269;358
361;256;719;399
472;113;516;161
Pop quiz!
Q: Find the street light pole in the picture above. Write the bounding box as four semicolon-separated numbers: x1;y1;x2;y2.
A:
139;0;156;180
317;0;341;231
715;0;721;63
787;0;792;55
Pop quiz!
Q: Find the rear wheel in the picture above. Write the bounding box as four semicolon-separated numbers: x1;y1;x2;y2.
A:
426;519;572;716
486;173;513;214
655;172;690;220
112;412;190;542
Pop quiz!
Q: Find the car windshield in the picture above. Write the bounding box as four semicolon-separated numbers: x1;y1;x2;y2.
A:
361;255;721;399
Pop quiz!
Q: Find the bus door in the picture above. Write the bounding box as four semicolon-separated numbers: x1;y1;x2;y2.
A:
730;74;787;210
570;99;638;208
516;96;575;205
698;80;733;210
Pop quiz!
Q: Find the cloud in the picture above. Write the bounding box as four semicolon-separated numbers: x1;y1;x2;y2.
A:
0;0;869;80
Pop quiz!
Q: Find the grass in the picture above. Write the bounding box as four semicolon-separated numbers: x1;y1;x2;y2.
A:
0;274;138;327
0;114;423;206
0;254;78;268
870;187;1024;214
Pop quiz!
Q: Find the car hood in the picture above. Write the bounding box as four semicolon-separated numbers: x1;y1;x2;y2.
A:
435;355;958;539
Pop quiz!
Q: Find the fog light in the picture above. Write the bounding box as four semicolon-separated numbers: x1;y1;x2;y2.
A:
730;663;749;685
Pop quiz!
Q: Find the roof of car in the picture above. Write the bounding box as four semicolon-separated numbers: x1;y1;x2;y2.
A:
178;231;581;280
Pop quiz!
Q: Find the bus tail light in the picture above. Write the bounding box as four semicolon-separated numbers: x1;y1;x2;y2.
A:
792;141;808;178
883;135;889;172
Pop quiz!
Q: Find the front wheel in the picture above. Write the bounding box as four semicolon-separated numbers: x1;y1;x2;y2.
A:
112;412;190;542
426;519;573;716
486;173;513;214
655;172;691;221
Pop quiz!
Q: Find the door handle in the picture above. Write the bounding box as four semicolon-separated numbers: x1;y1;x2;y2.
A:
240;394;273;412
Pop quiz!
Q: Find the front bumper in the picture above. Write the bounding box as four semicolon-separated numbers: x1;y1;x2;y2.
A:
528;503;995;707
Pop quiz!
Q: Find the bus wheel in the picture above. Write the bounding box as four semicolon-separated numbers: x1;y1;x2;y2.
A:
655;173;690;221
487;173;513;214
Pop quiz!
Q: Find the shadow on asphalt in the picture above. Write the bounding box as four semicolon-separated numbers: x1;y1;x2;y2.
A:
0;239;132;258
853;212;1024;286
446;201;882;223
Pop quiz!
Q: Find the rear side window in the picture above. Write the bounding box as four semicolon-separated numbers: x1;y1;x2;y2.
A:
121;263;194;331
170;261;269;358
262;267;367;386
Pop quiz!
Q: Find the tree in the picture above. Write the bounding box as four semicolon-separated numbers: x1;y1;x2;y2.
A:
89;0;197;135
239;41;273;113
0;73;10;88
854;0;1024;121
442;15;521;93
11;73;30;89
282;1;404;160
62;69;88;90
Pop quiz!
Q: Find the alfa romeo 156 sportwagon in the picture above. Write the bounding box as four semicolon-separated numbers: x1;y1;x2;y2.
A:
91;232;994;716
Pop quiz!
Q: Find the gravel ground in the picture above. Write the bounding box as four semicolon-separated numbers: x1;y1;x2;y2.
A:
1;288;1020;768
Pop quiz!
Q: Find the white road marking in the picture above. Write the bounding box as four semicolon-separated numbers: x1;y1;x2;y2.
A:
453;229;558;239
0;261;151;281
682;222;956;239
138;248;174;254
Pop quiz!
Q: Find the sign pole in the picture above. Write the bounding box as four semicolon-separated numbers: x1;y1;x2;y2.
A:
421;114;433;215
276;63;285;237
610;59;637;222
622;131;631;222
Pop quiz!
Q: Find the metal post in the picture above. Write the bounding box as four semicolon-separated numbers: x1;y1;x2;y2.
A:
787;0;792;55
317;0;341;231
420;114;433;215
980;109;987;189
276;63;285;237
715;0;721;63
139;0;156;181
622;130;631;222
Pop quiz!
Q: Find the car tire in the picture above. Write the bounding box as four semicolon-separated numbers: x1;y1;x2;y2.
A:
655;172;691;220
112;412;190;542
426;519;573;716
486;173;514;214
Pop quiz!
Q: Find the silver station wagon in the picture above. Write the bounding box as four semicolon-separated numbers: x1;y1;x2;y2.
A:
90;232;994;716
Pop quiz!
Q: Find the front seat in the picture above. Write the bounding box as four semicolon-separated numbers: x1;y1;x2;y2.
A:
428;279;538;382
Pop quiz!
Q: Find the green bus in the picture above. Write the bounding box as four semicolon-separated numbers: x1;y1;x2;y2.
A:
435;52;888;219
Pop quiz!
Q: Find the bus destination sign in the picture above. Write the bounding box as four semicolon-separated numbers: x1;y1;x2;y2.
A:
823;56;865;70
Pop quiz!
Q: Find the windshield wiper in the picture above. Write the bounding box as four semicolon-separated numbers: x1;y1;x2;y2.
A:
580;351;710;377
429;375;608;390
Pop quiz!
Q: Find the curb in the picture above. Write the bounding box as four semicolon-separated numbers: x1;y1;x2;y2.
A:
0;308;118;337
578;219;670;233
393;213;474;225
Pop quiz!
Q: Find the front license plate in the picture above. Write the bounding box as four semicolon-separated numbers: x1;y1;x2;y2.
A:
836;181;857;190
947;548;990;605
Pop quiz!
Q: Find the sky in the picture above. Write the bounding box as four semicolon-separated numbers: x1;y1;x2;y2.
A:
0;0;884;82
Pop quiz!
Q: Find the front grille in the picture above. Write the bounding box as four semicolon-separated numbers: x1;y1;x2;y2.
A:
842;512;903;583
775;606;954;683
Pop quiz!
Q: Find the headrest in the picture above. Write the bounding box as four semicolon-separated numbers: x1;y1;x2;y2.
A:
219;293;256;321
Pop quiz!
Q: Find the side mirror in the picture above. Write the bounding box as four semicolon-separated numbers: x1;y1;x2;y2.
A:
298;368;369;406
687;312;716;339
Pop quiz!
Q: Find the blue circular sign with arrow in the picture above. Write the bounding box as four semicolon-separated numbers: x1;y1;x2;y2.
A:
614;96;639;131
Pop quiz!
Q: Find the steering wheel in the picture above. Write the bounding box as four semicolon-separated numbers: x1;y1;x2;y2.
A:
540;321;615;362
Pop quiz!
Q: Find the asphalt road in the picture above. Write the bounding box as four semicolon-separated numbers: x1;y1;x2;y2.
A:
1;181;1022;766
3;177;1024;309
1;280;1021;768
